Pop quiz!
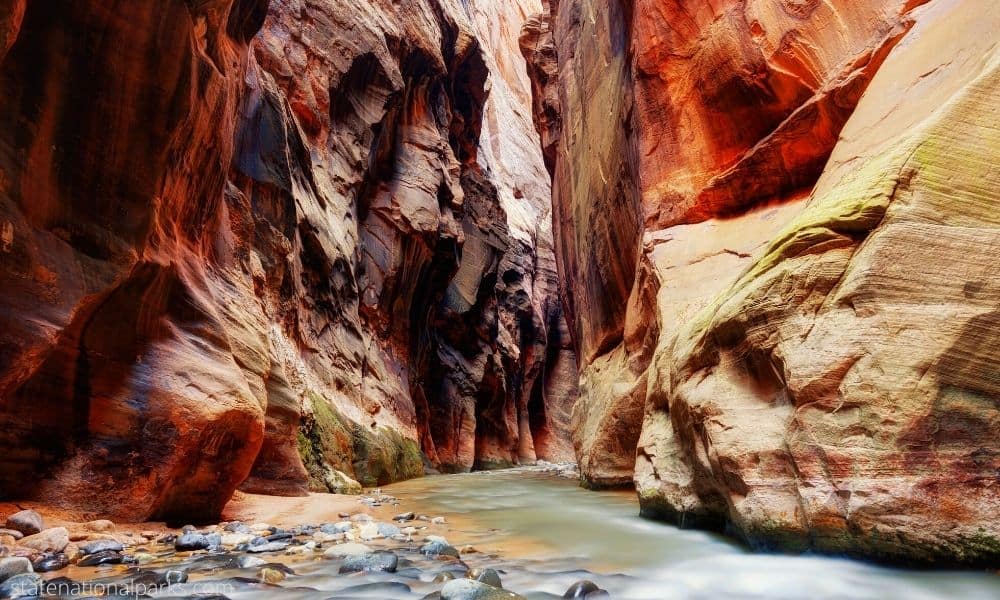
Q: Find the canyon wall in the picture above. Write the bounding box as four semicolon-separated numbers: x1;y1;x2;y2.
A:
525;0;1000;564
0;0;573;521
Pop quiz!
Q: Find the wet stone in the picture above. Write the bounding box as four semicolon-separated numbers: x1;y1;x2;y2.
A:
0;572;42;599
324;542;373;558
441;578;525;600
468;567;502;588
338;550;399;573
31;553;68;572
245;541;289;553
77;550;123;567
0;556;32;582
175;533;211;551
434;571;457;583
224;522;252;534
421;540;461;558
258;567;285;583
80;539;124;555
237;555;267;569
563;580;609;598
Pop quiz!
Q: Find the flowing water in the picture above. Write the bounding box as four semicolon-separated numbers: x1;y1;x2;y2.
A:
41;467;1000;600
379;467;1000;600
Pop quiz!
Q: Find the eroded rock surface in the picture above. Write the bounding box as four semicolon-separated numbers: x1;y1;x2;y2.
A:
526;0;1000;563
0;0;574;519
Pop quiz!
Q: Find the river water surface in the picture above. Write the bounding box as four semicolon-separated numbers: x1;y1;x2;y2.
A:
381;468;1000;600
54;467;1000;600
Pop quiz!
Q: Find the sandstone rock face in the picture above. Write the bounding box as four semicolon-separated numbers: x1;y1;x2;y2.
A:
527;0;1000;564
522;0;645;488
0;0;574;519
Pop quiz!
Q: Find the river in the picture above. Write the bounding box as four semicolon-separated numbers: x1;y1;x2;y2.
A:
378;467;1000;600
40;467;1000;600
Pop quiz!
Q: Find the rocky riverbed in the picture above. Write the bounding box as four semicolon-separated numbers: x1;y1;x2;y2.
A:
0;464;608;599
2;463;999;600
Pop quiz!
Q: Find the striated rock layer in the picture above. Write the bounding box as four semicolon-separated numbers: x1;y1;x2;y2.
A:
525;0;1000;564
0;0;575;520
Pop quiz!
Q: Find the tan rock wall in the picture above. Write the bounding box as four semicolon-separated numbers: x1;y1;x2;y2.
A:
526;0;1000;563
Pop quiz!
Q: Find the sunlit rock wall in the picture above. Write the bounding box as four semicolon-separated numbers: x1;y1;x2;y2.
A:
0;0;574;520
526;0;1000;564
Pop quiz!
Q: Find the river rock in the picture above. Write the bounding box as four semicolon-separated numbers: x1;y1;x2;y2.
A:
4;512;42;536
321;522;353;534
421;540;460;558
224;522;253;534
80;539;123;555
259;567;285;583
245;542;289;553
323;542;373;558
82;520;115;533
31;553;68;572
175;533;211;551
221;533;255;547
0;557;32;583
286;541;316;555
0;529;23;541
338;551;398;574
563;580;608;598
0;573;42;599
19;527;68;553
441;579;524;600
313;531;344;543
377;523;401;537
393;512;415;522
237;556;267;569
468;568;502;588
77;550;122;567
358;522;381;540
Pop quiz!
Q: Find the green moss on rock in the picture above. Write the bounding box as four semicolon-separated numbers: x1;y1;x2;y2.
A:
351;425;424;487
297;391;424;492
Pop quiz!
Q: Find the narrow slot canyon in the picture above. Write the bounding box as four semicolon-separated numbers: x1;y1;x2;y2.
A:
0;0;998;598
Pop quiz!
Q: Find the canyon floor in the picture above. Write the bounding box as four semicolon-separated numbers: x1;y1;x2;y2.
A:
1;465;999;599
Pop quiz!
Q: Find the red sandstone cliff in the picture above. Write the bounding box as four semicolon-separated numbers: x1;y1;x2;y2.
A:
0;0;574;520
525;0;1000;564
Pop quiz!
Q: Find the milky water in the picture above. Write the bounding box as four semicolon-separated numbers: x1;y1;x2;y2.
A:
380;468;1000;600
54;468;999;600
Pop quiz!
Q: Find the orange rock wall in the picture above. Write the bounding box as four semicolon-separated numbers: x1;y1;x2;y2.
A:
0;0;575;520
526;0;1000;563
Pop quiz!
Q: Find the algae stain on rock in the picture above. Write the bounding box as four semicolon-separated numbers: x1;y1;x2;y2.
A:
298;392;424;492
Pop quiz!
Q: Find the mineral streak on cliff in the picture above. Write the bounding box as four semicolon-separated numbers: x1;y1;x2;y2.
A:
0;0;574;520
524;0;1000;564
